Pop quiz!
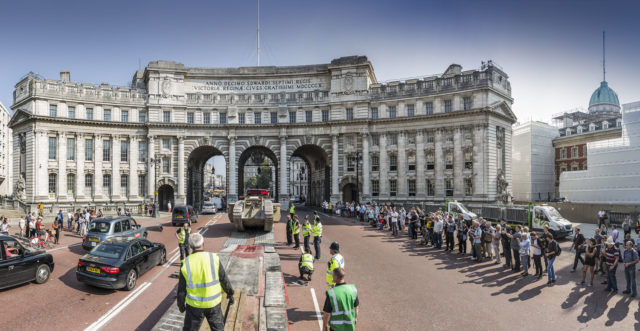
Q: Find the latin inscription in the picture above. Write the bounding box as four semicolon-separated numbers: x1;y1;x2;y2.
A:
185;77;329;93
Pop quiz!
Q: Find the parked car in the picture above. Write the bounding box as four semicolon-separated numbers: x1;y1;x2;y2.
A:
172;206;198;226
82;216;147;251
202;202;217;214
76;238;166;290
0;235;55;289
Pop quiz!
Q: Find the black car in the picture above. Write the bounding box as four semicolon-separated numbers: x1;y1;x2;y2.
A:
76;238;166;291
172;206;198;226
0;235;54;290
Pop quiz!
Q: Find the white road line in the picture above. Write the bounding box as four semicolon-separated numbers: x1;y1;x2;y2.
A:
85;282;152;331
47;242;82;252
310;288;323;331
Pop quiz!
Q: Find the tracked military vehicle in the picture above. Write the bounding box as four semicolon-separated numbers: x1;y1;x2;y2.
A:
228;189;281;232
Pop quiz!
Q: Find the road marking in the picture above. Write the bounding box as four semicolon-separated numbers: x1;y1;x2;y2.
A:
47;242;82;252
85;281;151;331
310;288;323;330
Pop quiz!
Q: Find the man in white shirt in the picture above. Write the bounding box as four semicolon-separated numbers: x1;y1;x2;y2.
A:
390;209;399;236
434;217;444;249
598;210;606;230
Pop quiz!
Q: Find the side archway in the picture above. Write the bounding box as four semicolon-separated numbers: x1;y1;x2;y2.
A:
187;145;225;211
291;144;330;206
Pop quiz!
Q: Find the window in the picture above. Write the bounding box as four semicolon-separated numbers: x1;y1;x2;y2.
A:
407;133;416;145
219;112;227;124
372;180;379;197
389;179;397;196
121;110;129;122
163;111;171;123
65;138;75;161
121;175;128;196
254;112;262;124
389;155;397;171
464;150;473;169
138;141;147;162
121;141;129;162
322;110;329;122
572;166;578;171
67;174;75;194
583;146;587;157
347;156;355;172
572;147;578;158
49;105;57;117
371;107;378;119
345;135;355;149
203;113;211;124
163;158;170;173
103;139;111;161
370;134;379;146
445;151;453;170
426;179;435;196
371;155;379;171
445;178;453;197
389;133;398;145
425;102;433;115
306;111;313;123
270;112;277;124
289;111;296;124
86;108;94;120
560;149;567;159
464;178;473;196
238;113;245;124
103;175;111;193
85;174;93;190
138;175;146;196
444;100;452;113
426;152;435;170
407;104;415;117
408;154;416;171
463;128;472;143
388;106;396;118
162;138;170;150
603;121;609;129
68;106;76;119
187;112;194;124
346;108;353;120
85;139;93;161
48;174;57;194
425;131;434;143
463;97;472;110
139;111;147;123
49;137;57;160
104;109;111;121
445;130;454;143
408;179;416;196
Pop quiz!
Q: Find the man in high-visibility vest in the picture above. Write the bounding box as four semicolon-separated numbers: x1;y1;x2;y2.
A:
322;268;358;331
175;222;191;264
178;233;234;331
292;215;301;249
312;211;323;259
302;216;312;254
298;251;315;281
286;215;293;246
326;242;345;288
289;203;295;217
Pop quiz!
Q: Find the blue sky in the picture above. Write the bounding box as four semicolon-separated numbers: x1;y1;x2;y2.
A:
2;0;639;174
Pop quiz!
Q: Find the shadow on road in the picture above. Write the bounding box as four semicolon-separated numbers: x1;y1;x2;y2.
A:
59;266;115;295
135;284;178;330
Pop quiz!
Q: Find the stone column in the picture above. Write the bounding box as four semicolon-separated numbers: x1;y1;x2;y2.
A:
361;133;371;199
453;127;463;197
36;131;48;200
129;135;139;199
76;134;84;199
379;134;388;199
228;136;237;200
177;136;185;204
57;132;67;200
473;124;486;198
147;136;155;200
331;134;339;202
112;135;121;199
434;129;444;198
94;135;103;199
397;132;407;198
280;136;288;202
416;130;426;199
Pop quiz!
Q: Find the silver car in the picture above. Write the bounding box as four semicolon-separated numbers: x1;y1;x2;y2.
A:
82;217;147;250
202;202;216;214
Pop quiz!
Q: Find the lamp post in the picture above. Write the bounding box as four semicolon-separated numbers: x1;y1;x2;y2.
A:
354;152;362;203
150;157;162;218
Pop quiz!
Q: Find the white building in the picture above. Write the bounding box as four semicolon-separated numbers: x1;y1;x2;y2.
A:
0;102;12;196
560;101;640;203
290;157;308;200
511;121;558;201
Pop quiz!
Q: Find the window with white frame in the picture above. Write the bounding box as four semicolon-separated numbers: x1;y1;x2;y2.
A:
389;133;398;145
121;110;129;122
219;113;227;124
49;137;57;160
425;131;435;143
371;107;378;119
48;174;57;194
444;100;452;113
426;151;435;170
163;158;170;173
389;179;397;196
103;139;111;161
464;150;473;169
139;111;147;123
372;180;379;196
67;138;75;161
163;111;171;123
271;112;277;124
67;174;75;194
50;105;57;117
408;154;416;171
322;110;329;122
187;112;194;124
445;151;453;170
238;113;246;124
445;178;453;197
121;141;129;162
370;134;379;146
408;179;416;196
104;109;111;121
389;155;397;171
289;111;296;124
103;174;111;193
560;148;566;159
138;141;147;162
464;178;473;196
426;178;435;196
121;175;128;196
371;155;379;171
306;111;313;123
346;108;353;120
388;106;397;118
572;147;578;158
407;104;415;117
162;138;170;150
203;112;211;124
463;97;472;110
254;112;262;124
425;102;433;115
86;108;94;120
138;175;146;196
68;106;76;119
85;139;93;161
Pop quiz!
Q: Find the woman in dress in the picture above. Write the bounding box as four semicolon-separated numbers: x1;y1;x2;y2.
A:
581;238;597;286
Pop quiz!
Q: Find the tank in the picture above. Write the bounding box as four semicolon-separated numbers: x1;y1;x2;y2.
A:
228;196;281;232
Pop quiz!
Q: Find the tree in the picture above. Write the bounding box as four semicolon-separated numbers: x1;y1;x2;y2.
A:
255;160;272;189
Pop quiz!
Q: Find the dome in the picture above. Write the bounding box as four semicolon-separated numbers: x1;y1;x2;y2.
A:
589;81;619;107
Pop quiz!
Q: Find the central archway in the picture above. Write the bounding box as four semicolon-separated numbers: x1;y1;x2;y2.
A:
291;144;330;206
187;145;225;211
238;146;279;200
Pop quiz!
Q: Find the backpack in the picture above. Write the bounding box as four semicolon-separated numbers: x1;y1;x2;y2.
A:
554;241;561;256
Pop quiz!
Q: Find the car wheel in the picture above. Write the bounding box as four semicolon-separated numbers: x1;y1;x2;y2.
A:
35;264;51;284
124;269;138;291
159;249;167;266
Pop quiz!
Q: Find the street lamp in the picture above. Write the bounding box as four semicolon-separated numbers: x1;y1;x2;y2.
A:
150;157;162;218
354;152;362;203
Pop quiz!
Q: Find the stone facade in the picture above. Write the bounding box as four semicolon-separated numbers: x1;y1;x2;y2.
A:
0;102;12;197
9;56;516;211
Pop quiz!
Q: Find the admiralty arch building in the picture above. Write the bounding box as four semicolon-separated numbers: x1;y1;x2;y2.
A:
9;56;515;211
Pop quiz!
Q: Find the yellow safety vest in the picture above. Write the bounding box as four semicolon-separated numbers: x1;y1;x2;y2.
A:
312;219;323;237
289;205;295;214
300;253;314;270
326;253;345;288
302;222;311;237
180;252;224;309
179;228;191;244
292;219;300;235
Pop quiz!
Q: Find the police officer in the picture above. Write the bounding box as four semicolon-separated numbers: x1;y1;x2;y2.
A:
176;222;191;264
322;268;358;331
302;216;312;254
312;212;323;260
326;242;345;288
292;215;301;249
178;233;234;331
286;215;293;246
298;251;315;281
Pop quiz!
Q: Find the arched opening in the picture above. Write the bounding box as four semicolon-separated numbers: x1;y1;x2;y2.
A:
187;146;226;211
238;146;279;201
342;183;356;203
291;144;330;206
158;184;175;211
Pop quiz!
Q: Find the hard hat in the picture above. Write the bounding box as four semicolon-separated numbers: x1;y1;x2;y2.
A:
330;242;339;251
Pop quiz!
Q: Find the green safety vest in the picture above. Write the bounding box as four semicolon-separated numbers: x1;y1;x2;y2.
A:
289;205;295;214
180;252;224;309
326;253;345;288
312;218;323;237
300;253;314;270
302;222;311;237
179;228;191;244
327;284;357;331
292;219;300;235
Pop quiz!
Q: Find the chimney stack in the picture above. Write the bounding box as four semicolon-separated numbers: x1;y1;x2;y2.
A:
60;70;70;83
